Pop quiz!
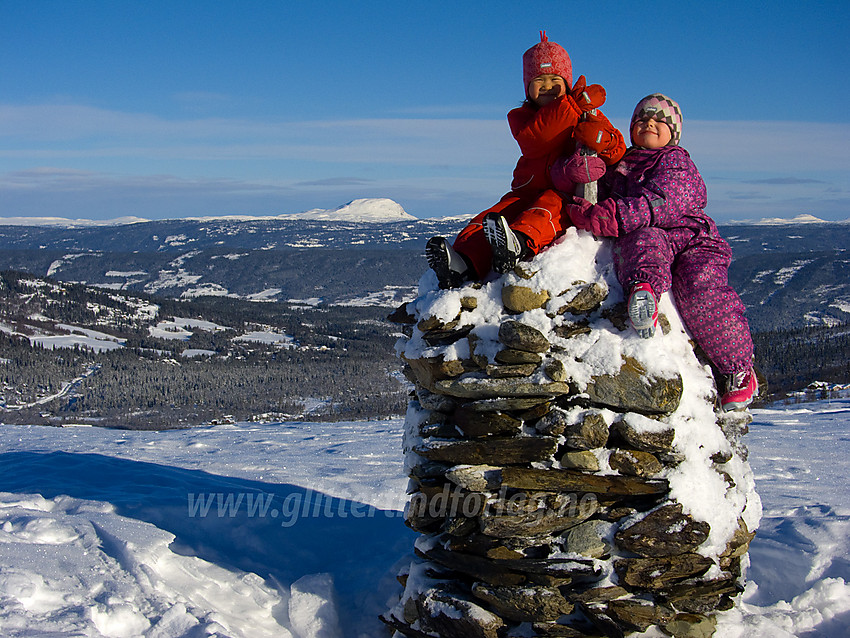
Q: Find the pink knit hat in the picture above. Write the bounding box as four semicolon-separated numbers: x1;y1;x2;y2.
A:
522;31;572;93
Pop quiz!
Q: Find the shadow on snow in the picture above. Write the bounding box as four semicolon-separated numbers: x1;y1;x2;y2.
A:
0;450;416;631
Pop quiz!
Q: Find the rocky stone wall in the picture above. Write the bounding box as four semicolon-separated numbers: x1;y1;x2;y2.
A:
382;230;760;638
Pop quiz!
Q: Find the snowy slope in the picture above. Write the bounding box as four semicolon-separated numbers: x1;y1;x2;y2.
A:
0;400;848;637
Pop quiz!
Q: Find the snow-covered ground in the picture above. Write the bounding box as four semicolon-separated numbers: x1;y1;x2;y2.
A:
0;399;848;637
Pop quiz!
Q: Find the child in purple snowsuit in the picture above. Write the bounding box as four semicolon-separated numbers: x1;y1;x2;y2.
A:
561;94;758;411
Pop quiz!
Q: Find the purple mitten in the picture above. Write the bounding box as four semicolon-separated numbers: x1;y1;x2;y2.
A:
551;152;606;192
566;197;619;237
565;197;594;229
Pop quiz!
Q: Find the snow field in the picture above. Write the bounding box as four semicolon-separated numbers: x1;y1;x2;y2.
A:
0;399;847;636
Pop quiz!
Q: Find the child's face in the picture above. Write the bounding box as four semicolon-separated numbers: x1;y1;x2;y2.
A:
527;74;567;107
631;116;672;149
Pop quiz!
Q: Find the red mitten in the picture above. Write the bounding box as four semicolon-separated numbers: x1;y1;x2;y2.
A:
551;151;606;192
566;197;619;237
574;111;617;153
570;75;606;111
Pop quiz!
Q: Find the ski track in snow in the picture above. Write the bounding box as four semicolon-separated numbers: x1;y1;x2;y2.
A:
0;400;847;637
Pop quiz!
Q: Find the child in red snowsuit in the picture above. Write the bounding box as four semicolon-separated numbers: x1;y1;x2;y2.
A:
561;94;758;411
426;32;626;288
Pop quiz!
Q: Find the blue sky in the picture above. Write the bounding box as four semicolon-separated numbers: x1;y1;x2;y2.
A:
1;0;848;222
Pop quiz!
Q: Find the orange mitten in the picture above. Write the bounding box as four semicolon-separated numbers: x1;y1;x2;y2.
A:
575;111;616;153
570;75;606;112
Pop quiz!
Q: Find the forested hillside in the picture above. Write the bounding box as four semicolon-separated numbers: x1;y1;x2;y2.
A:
752;324;850;397
0;271;406;428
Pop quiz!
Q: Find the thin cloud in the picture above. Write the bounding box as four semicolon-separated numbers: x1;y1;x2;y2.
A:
0;103;513;169
0;168;293;196
173;91;235;106
295;177;375;187
387;103;507;117
726;191;772;201
741;177;827;185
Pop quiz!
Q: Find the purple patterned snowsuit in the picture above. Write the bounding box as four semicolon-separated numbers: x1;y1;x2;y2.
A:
602;146;753;374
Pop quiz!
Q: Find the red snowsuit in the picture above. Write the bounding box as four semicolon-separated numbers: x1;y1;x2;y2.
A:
452;92;626;278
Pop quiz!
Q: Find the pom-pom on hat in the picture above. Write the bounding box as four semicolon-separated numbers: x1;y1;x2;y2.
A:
522;31;573;93
631;93;684;146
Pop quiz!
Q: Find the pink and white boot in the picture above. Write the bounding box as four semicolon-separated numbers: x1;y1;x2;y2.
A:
628;283;658;339
721;367;758;412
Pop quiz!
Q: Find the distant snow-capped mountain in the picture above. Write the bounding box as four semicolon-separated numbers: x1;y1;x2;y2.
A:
276;198;417;223
727;213;850;225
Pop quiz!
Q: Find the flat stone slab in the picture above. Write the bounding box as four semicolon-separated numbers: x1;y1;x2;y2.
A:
414;436;558;465
471;582;574;622
614;553;714;590
585;357;683;414
422;545;599;586
499;466;669;496
614;503;710;557
435;376;572;399
442;464;669;496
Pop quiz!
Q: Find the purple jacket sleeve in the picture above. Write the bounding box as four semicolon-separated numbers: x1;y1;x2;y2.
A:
614;148;708;235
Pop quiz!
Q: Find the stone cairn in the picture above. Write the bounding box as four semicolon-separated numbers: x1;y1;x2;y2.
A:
382;230;760;638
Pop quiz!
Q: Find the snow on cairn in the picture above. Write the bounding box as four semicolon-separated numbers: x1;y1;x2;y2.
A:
384;227;761;637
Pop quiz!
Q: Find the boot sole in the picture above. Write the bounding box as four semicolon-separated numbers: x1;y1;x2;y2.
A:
483;214;521;274
628;290;657;339
426;238;454;289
